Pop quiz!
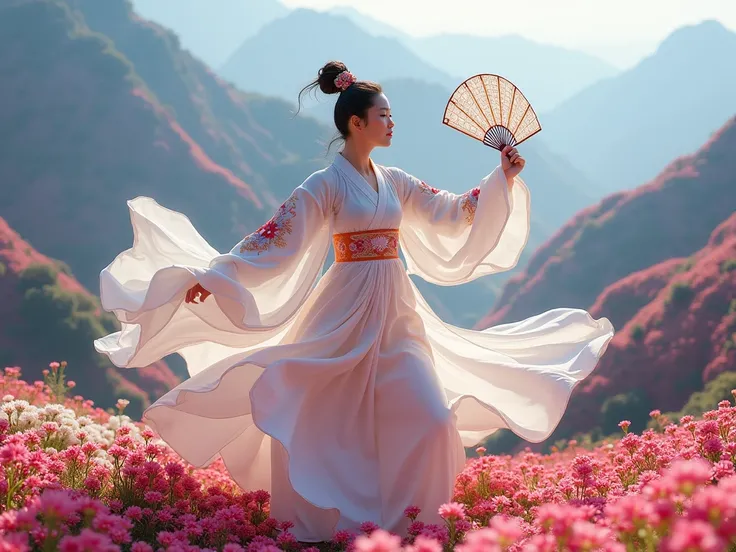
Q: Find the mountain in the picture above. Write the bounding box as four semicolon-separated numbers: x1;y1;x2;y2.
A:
407;34;619;112
479;115;736;330
475;115;736;452
539;20;736;196
129;0;289;68
315;7;619;112
0;216;181;418
0;0;335;408
562;212;736;438
0;0;328;295
327;6;407;41
219;9;457;102
128;1;619;117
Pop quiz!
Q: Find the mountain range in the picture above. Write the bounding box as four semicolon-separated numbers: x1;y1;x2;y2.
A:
130;0;289;68
539;19;736;196
3;0;734;440
132;0;618;113
478;115;736;448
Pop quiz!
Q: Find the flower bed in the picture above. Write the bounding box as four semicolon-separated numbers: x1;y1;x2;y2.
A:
1;364;735;551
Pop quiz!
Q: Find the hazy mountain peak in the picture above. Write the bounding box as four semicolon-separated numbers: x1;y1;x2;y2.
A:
326;5;407;40
655;19;735;57
130;0;289;67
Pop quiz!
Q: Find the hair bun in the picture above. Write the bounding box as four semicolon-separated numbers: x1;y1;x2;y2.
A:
317;60;349;95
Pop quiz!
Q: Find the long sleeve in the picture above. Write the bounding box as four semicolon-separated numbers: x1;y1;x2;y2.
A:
391;165;531;286
94;172;333;370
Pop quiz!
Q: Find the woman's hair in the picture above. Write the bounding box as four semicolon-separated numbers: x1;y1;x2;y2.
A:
297;61;382;149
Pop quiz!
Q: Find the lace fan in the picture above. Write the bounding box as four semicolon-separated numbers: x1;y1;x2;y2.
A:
442;74;541;151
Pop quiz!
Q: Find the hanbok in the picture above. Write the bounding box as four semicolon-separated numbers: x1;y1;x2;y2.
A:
94;153;614;541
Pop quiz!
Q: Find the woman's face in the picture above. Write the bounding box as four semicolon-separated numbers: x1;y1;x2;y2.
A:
351;93;394;148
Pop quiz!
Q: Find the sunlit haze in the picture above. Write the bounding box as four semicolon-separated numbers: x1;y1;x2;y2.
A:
280;0;736;66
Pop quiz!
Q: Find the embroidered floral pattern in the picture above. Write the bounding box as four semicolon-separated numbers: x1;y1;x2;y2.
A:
418;181;441;195
460;187;481;224
239;195;298;254
333;229;400;262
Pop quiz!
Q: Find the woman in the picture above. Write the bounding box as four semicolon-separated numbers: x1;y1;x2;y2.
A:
94;61;614;542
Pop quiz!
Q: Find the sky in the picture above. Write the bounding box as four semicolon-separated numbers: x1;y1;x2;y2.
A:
279;0;736;67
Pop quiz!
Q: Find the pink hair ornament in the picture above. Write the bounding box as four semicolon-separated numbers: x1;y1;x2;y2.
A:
334;70;356;91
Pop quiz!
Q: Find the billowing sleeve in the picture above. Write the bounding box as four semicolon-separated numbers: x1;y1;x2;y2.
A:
392;165;531;285
94;172;333;369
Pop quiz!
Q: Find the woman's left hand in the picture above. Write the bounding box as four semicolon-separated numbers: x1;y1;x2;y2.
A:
501;145;526;180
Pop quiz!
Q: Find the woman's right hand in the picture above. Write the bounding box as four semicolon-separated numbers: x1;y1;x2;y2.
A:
185;282;211;304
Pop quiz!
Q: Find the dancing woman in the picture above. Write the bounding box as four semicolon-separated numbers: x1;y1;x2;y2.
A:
95;60;614;542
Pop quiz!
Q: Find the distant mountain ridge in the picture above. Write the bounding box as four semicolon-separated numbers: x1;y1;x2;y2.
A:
406;33;618;112
0;0;333;410
539;19;736;196
130;0;289;68
479;115;736;330
219;8;457;99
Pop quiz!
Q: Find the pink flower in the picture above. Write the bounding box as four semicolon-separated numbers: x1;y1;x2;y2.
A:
354;529;402;552
489;515;524;545
334;70;356;91
661;519;725;552
359;521;381;535
405;535;443;552
438;502;466;521
58;528;118;552
663;458;714;497
618;420;631;432
404;506;421;520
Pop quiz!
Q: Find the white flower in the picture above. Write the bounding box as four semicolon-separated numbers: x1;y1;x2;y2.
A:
370;236;389;252
2;394;15;402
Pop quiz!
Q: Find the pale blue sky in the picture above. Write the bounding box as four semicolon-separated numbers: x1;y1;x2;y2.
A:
281;0;736;66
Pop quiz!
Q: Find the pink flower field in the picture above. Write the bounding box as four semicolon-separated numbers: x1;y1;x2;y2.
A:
1;364;736;552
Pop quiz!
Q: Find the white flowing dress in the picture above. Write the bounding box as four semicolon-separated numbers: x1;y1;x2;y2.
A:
94;153;614;541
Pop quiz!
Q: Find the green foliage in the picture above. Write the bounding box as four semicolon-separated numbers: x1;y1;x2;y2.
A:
721;258;736;273
55;259;74;277
665;371;736;419
17;262;58;292
600;388;651;435
478;428;525;456
674;257;695;274
666;281;695;310
0;261;6;277
630;324;646;342
724;338;735;354
12;262;144;415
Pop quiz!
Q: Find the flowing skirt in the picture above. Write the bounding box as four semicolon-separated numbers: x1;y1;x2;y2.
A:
94;200;614;542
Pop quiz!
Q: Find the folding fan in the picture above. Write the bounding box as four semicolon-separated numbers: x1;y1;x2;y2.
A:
442;74;541;152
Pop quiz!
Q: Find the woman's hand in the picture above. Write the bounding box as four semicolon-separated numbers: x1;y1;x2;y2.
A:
185;282;211;304
501;145;526;181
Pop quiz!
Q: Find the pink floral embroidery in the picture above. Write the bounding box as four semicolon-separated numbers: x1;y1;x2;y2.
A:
419;181;441;195
239;195;298;254
460;187;481;224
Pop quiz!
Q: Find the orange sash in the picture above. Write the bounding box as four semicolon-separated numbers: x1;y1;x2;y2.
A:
333;229;400;262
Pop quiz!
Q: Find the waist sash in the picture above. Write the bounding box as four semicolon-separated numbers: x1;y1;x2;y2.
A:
332;229;400;262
